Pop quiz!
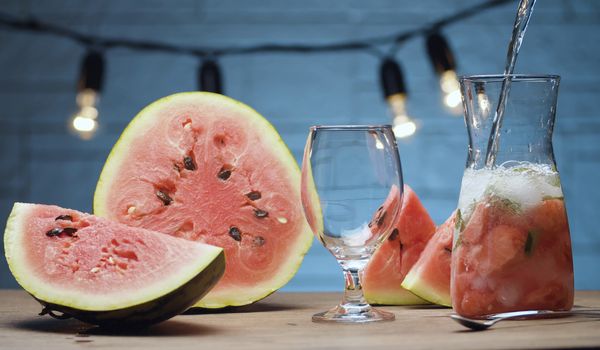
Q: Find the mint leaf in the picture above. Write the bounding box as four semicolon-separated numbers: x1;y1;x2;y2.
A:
512;167;531;173
547;175;561;187
524;230;539;256
488;195;521;215
453;235;463;250
455;209;466;232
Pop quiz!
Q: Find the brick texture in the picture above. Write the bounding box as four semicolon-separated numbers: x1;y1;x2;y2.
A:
0;0;598;290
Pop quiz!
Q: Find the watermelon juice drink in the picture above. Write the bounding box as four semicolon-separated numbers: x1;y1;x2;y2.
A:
451;163;574;317
453;75;574;318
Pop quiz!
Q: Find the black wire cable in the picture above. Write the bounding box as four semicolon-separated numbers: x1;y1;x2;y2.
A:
0;0;512;58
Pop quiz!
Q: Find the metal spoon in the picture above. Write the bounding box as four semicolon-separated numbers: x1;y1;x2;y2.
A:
451;309;599;331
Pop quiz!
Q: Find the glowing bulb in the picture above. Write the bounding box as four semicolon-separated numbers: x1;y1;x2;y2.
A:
72;116;96;132
71;90;100;139
392;116;417;138
386;94;417;139
439;70;462;115
444;90;462;108
70;105;99;139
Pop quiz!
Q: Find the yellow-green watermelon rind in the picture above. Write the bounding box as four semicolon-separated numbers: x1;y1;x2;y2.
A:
401;269;451;307
4;203;226;327
364;288;429;306
93;92;313;309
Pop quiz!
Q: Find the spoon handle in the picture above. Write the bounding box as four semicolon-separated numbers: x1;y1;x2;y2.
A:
490;309;600;320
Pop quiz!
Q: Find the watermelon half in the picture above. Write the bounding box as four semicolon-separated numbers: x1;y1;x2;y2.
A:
362;185;436;305
3;203;225;327
401;211;455;307
94;92;313;308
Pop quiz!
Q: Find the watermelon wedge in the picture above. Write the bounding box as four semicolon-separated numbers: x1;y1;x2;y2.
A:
3;203;225;327
401;211;455;307
94;92;313;308
362;185;436;305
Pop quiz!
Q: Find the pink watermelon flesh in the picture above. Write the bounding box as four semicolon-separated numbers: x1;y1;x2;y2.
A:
4;203;224;326
362;185;437;305
94;93;312;308
401;211;455;306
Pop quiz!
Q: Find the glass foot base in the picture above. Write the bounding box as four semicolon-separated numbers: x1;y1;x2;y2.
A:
312;303;395;324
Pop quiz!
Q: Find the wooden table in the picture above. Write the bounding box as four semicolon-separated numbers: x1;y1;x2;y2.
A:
0;290;599;349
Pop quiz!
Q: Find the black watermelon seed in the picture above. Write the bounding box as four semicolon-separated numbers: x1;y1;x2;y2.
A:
368;221;373;228
156;190;173;206
376;212;387;226
55;215;73;221
253;236;266;247
254;209;269;218
400;241;404;251
46;228;62;237
246;191;262;201
62;227;78;236
229;227;242;241
388;228;399;241
444;247;452;253
218;168;232;180
183;156;196;171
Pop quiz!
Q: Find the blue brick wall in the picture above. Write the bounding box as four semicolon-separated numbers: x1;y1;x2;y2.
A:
1;0;599;291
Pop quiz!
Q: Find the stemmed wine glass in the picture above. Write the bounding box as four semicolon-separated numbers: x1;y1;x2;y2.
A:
301;125;403;323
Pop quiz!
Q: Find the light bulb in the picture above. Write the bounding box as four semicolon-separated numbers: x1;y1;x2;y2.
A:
72;115;97;132
392;116;417;138
70;50;104;140
70;92;99;139
387;93;417;139
440;70;462;114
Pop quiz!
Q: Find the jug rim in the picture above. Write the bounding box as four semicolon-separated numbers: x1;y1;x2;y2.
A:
459;74;560;82
310;124;392;131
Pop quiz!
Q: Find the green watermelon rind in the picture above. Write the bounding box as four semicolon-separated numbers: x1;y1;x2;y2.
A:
401;267;452;307
364;287;430;306
93;92;314;309
4;203;226;327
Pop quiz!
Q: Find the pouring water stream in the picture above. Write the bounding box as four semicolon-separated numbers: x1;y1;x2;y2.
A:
484;0;537;167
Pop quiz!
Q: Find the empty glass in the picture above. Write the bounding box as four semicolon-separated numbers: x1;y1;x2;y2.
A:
301;125;403;323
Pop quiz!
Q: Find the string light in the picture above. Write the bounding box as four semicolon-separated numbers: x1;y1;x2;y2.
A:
198;59;223;94
0;0;513;140
70;50;104;139
426;31;462;115
380;58;417;139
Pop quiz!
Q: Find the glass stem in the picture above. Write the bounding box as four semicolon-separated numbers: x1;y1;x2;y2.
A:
341;267;367;306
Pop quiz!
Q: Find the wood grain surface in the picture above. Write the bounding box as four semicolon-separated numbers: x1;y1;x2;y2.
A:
0;290;599;349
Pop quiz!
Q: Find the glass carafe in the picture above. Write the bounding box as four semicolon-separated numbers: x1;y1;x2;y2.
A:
452;75;574;318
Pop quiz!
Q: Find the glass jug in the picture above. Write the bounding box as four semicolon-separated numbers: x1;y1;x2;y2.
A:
451;75;574;318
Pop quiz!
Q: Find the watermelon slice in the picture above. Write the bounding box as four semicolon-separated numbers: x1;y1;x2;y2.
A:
362;185;436;305
3;203;225;327
401;211;455;307
94;92;313;308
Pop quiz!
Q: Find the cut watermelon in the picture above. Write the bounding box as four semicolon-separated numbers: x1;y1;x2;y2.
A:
94;92;313;308
3;203;225;327
401;211;455;307
362;185;436;305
